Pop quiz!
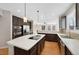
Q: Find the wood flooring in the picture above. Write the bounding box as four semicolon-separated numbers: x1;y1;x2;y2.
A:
41;41;60;55
0;48;8;55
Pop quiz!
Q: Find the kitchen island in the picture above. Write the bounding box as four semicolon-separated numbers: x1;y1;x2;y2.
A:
7;34;45;55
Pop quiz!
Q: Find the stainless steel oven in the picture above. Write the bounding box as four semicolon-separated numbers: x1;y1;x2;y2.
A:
13;26;23;39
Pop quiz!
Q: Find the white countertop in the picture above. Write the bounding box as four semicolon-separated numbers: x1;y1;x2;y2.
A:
7;34;45;51
38;30;57;34
57;33;79;55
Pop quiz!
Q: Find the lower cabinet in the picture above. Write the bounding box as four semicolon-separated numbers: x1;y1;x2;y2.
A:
60;40;65;55
14;36;45;55
58;37;72;55
45;34;58;42
38;33;58;42
65;46;72;55
29;44;38;55
14;47;30;55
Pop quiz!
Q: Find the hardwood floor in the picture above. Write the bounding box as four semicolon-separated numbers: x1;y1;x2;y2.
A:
41;41;60;55
0;48;8;55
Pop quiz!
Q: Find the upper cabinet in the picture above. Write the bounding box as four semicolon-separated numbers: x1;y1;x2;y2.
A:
12;16;33;38
12;16;23;26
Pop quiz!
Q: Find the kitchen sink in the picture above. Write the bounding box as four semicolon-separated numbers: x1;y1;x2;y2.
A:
29;35;41;40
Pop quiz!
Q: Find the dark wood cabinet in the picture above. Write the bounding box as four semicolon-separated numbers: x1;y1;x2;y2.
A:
14;47;29;55
60;40;65;55
45;34;58;42
38;33;58;42
12;16;23;39
13;16;23;26
12;16;33;39
29;44;38;55
37;42;41;55
65;46;72;55
57;36;72;55
37;37;45;55
14;36;45;55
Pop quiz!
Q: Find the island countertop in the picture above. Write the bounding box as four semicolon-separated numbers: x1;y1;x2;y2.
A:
7;34;45;51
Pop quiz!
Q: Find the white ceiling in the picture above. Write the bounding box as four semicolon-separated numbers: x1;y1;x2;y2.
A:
0;3;72;19
0;3;25;17
26;3;72;17
26;3;72;23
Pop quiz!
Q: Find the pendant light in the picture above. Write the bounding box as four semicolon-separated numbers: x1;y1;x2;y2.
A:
23;3;27;22
37;10;39;22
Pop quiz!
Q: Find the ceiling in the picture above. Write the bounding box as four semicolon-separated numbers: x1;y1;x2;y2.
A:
26;3;73;16
0;3;72;19
0;3;25;17
26;3;73;23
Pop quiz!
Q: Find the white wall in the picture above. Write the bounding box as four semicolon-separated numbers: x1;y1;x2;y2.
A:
0;9;11;48
33;17;59;33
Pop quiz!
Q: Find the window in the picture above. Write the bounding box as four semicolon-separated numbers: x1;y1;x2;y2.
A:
42;25;45;30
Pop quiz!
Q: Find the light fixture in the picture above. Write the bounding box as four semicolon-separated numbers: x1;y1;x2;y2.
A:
37;10;39;22
23;17;27;22
23;3;27;22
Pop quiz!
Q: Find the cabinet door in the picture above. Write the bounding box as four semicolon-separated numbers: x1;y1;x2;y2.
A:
13;16;23;26
30;44;37;55
13;16;19;26
37;37;45;55
37;42;41;55
18;18;23;26
14;47;29;55
65;46;72;55
41;37;45;51
30;49;37;55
